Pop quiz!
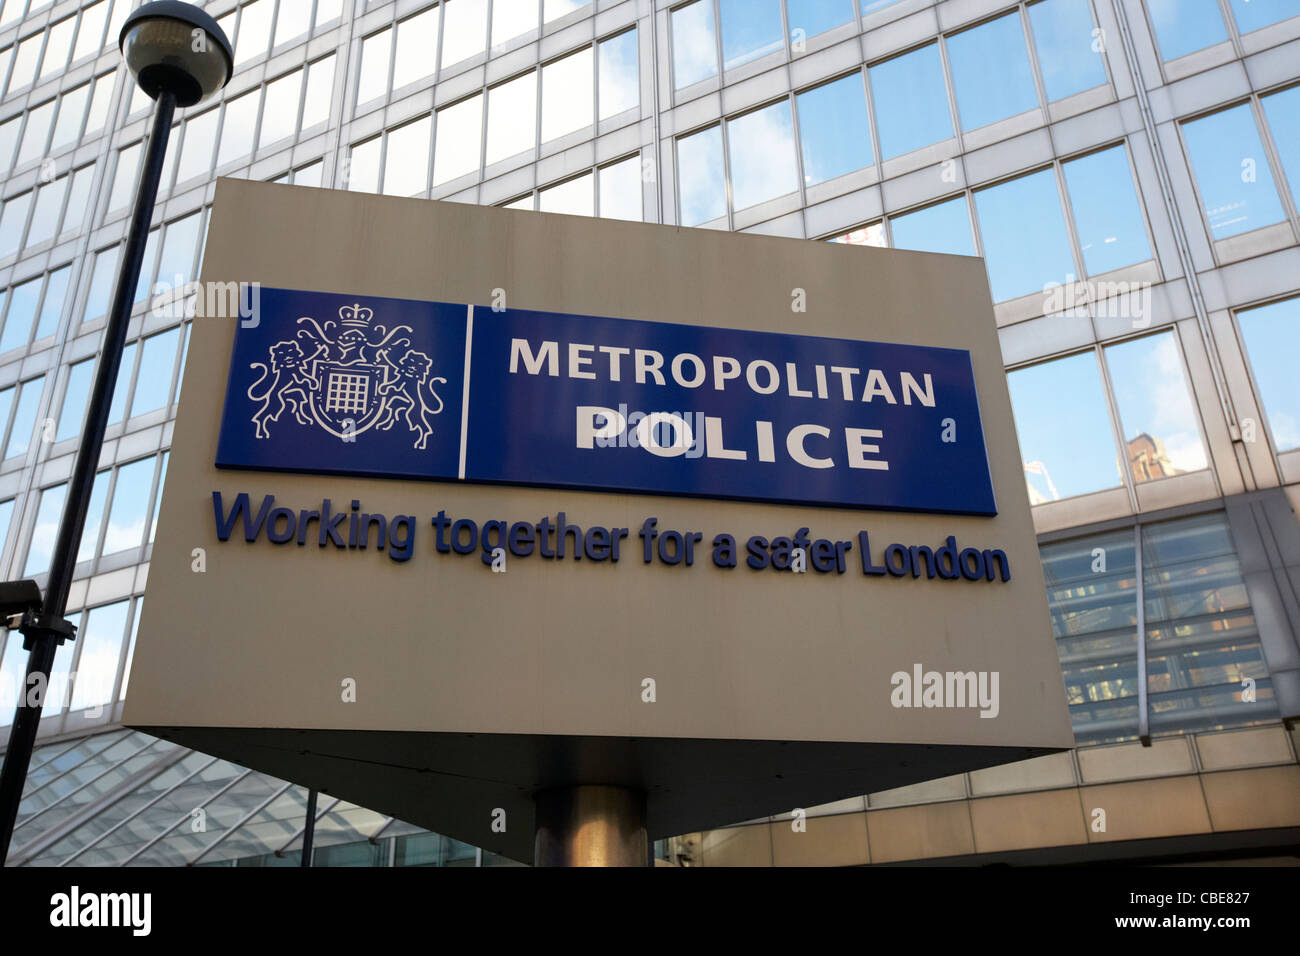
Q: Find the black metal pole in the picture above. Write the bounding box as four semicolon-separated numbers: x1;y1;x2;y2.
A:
300;789;318;867
0;90;177;863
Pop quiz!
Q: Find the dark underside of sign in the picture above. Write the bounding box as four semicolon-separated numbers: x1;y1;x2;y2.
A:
128;726;1063;865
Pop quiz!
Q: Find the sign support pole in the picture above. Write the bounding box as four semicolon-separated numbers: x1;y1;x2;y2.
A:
533;785;648;867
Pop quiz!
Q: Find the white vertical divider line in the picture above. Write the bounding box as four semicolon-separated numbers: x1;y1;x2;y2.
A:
458;305;474;480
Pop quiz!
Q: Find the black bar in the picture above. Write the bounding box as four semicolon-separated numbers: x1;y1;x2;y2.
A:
300;789;317;867
0;90;177;863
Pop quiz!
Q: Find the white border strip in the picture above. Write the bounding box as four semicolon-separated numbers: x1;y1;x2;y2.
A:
458;304;473;480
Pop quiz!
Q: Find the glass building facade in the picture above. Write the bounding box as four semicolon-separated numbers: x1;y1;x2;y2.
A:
1;0;1298;865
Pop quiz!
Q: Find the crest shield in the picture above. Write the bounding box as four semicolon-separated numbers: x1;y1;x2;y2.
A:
310;361;386;437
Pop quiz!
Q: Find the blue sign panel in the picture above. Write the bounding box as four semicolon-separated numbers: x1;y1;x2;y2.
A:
216;288;997;515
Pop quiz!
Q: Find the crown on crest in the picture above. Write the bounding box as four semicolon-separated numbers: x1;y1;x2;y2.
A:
339;303;374;327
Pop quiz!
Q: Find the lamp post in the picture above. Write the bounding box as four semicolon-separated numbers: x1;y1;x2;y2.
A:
0;1;231;863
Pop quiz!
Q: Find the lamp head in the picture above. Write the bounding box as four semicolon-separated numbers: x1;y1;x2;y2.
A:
120;1;233;108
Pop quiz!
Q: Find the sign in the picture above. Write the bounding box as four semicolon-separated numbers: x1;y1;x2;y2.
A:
216;289;996;515
124;180;1074;865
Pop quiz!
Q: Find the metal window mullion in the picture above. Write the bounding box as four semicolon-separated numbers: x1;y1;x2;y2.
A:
934;31;963;154
1248;92;1300;233
1050;159;1090;290
120;767;253;865
188;780;294;865
59;753;219;866
1092;340;1140;511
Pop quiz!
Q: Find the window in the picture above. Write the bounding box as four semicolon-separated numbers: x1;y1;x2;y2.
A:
1061;145;1151;275
947;12;1039;131
1182;104;1286;239
130;329;182;419
869;44;953;160
1104;331;1208;482
1261;87;1300;207
1028;0;1108;101
155;213;203;294
829;222;887;246
542;48;593;143
787;0;855;42
432;95;483;185
0;192;32;259
302;56;334;129
39;16;75;80
677;126;726;225
73;2;110;62
492;0;536;48
357;28;392;105
103;458;156;555
24;484;66;576
975;168;1076;302
85;72;115;136
441;0;488;69
0;276;40;353
77;471;109;563
292;161;324;188
0;116;19;170
672;1;717;89
259;70;302;149
382;117;432;197
1145;0;1227;61
57;359;93;441
83;246;119;323
51;84;89;151
1007;351;1121;503
539;173;594;216
4;375;44;460
108;342;138;425
598;156;642;221
216;91;259;169
347;137;381;192
17;100;54;167
890;196;975;257
1229;0;1298;34
727;101;798;211
27;174;69;246
797;74;872;185
1236;298;1300;452
274;0;313;47
544;0;586;21
176;109;220;184
486;72;536;165
598;29;638;120
234;0;275;66
7;33;41;93
394;8;441;90
68;601;130;712
719;0;782;70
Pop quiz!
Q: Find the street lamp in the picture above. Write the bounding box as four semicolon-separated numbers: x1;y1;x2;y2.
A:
0;2;232;862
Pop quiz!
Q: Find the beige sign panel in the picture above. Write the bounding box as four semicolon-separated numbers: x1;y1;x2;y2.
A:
124;178;1073;863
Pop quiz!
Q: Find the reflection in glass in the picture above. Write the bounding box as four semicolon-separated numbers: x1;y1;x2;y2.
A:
235;0;275;65
1028;0;1107;101
1104;331;1208;482
0;192;31;259
672;1;717;89
797;74;872;185
1236;297;1300;451
544;0;586;22
829;222;887;246
69;601;129;710
25;484;67;575
157;214;203;291
383;117;432;197
539;173;594;216
131;330;181;418
487;72;537;164
27;175;68;247
1062;145;1151;275
946;12;1038;131
891;196;975;257
727;101;798;211
492;0;536;47
72;2;109;61
598;29;638;120
974;168;1075;302
787;0;855;41
39;16;75;79
1007;352;1121;503
432;95;483;185
1146;0;1227;61
274;0;313;47
719;0;782;70
177;110;219;184
1182;105;1285;239
869;44;952;160
0;278;39;353
5;376;42;459
17;100;54;167
108;343;138;424
51;84;89;151
542;48;592;143
103;459;155;555
598;156;641;221
83;247;119;322
1229;0;1297;34
678;127;726;225
35;266;69;340
302;55;335;128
